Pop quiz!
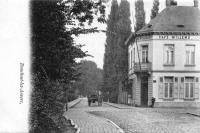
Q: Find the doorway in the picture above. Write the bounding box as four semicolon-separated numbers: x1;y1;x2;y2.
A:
141;75;148;106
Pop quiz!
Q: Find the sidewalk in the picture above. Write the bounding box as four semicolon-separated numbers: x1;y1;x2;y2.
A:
104;102;134;109
64;98;123;133
105;102;200;117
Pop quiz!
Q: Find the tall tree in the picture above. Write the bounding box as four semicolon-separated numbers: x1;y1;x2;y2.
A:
103;0;131;103
103;0;119;102
150;0;159;20
30;0;106;132
73;60;103;96
115;0;131;100
134;0;146;32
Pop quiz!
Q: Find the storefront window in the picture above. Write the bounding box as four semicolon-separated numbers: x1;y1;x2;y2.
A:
185;77;195;99
164;77;174;99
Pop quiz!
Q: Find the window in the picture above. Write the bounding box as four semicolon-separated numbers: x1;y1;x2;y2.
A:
186;45;195;65
133;48;135;64
164;44;174;65
164;77;174;99
142;45;148;63
184;77;195;99
130;50;132;69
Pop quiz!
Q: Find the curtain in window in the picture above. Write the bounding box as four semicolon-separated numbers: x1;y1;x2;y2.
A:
185;77;195;99
164;77;173;98
142;46;148;63
185;45;195;65
164;45;174;65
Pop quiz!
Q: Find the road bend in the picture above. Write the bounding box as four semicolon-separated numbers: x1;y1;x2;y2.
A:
64;98;200;133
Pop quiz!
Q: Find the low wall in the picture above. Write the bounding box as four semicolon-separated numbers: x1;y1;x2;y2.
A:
68;98;82;108
63;98;82;112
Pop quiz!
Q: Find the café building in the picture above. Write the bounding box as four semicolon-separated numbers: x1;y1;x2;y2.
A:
126;5;200;107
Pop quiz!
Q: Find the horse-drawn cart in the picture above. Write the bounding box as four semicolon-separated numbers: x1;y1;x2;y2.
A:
87;94;102;106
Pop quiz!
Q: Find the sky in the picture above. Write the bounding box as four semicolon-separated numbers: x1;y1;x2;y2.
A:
74;0;195;69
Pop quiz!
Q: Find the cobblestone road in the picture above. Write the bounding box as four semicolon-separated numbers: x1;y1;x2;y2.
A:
91;103;200;133
64;98;200;133
64;98;121;133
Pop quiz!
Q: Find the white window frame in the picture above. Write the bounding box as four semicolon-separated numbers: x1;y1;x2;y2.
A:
185;44;195;66
164;77;174;99
184;77;195;99
164;44;174;65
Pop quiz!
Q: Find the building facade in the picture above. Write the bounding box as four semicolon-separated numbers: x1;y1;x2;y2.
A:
127;6;200;107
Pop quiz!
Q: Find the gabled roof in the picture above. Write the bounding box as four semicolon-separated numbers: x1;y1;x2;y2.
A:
137;6;200;34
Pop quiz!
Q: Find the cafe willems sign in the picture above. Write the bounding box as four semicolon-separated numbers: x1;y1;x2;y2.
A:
159;35;190;40
136;35;200;41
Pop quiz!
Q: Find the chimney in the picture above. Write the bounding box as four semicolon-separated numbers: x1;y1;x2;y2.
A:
166;0;177;7
166;0;171;7
170;0;177;6
194;0;199;7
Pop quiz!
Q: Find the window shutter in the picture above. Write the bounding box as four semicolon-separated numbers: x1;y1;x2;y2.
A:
195;77;199;99
179;77;184;99
158;77;163;99
174;77;178;98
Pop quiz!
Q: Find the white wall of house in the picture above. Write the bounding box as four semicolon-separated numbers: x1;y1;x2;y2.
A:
128;34;200;107
128;35;200;73
128;36;153;76
152;35;200;71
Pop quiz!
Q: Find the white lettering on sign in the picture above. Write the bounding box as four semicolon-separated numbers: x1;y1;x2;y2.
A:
159;35;168;39
171;35;190;39
159;35;190;40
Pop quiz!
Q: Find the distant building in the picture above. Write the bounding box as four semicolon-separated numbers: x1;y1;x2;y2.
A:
126;6;200;107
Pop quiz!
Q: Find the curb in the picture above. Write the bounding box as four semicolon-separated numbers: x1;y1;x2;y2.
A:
104;102;132;109
69;119;80;133
105;118;125;133
64;98;82;133
186;112;200;117
88;112;125;133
